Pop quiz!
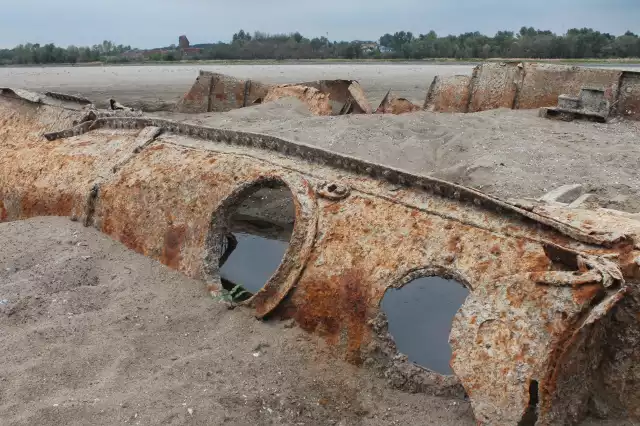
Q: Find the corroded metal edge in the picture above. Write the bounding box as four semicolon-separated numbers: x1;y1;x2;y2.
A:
43;91;93;105
204;174;318;318
41;114;634;249
1;87;92;108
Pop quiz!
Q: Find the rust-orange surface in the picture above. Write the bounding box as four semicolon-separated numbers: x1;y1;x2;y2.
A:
1;92;639;425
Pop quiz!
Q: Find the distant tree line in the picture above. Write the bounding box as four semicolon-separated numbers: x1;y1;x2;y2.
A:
190;31;351;60
1;28;639;65
377;28;640;59
0;40;132;65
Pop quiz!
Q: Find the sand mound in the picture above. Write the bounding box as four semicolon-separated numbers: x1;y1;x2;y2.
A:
164;106;640;213
0;217;476;426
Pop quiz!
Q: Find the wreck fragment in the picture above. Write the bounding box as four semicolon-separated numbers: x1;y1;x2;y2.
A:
424;62;640;120
176;71;271;113
263;84;335;115
423;75;471;113
376;90;422;114
176;71;372;116
1;88;639;425
540;88;610;122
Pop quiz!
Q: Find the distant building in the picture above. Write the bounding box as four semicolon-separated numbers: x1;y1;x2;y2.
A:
177;35;202;58
143;49;170;58
360;42;379;53
179;35;190;49
181;47;202;58
122;50;144;60
355;41;381;54
120;36;202;61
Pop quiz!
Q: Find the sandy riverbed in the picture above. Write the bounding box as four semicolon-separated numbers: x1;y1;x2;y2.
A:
0;63;474;110
2;63;637;111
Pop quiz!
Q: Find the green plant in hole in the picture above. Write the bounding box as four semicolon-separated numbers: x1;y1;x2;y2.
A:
213;282;252;303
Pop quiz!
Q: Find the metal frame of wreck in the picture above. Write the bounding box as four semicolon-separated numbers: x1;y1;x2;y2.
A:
1;90;639;425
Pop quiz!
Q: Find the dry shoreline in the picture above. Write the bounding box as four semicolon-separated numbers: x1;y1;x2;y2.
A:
2;63;639;111
2;57;639;67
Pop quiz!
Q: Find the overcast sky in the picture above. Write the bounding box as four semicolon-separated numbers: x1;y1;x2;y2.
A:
0;0;638;48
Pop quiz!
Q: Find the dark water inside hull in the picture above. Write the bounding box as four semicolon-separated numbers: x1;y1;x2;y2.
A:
221;185;469;374
220;184;294;295
219;232;289;294
381;276;470;375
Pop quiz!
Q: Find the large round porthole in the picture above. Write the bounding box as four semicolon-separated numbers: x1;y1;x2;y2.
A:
381;276;470;374
205;175;317;317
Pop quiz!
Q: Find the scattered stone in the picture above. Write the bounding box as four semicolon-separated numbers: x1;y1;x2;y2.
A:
253;342;270;352
538;184;584;204
568;193;600;209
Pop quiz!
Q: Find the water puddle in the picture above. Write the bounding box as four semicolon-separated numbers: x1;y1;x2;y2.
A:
219;185;295;298
381;276;470;375
220;233;289;294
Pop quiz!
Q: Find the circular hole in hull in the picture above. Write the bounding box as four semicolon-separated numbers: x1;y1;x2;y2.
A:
381;276;469;375
218;184;295;300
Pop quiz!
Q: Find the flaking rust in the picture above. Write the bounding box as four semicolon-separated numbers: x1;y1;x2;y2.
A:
1;89;639;425
424;62;640;120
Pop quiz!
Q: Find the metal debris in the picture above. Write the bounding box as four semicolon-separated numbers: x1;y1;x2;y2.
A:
540;88;611;122
424;62;640;120
376;90;421;115
176;72;371;116
0;88;638;425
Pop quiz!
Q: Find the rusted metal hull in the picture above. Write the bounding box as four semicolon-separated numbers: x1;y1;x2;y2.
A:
619;71;640;120
1;90;639;425
423;75;471;113
175;71;271;113
263;84;335;115
424;62;640;120
176;72;371;115
376;90;422;114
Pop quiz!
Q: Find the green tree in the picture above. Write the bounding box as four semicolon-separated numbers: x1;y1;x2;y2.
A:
1;28;639;64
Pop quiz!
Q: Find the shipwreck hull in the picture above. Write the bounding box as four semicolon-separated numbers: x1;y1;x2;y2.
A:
175;71;371;115
1;90;639;425
424;62;640;120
